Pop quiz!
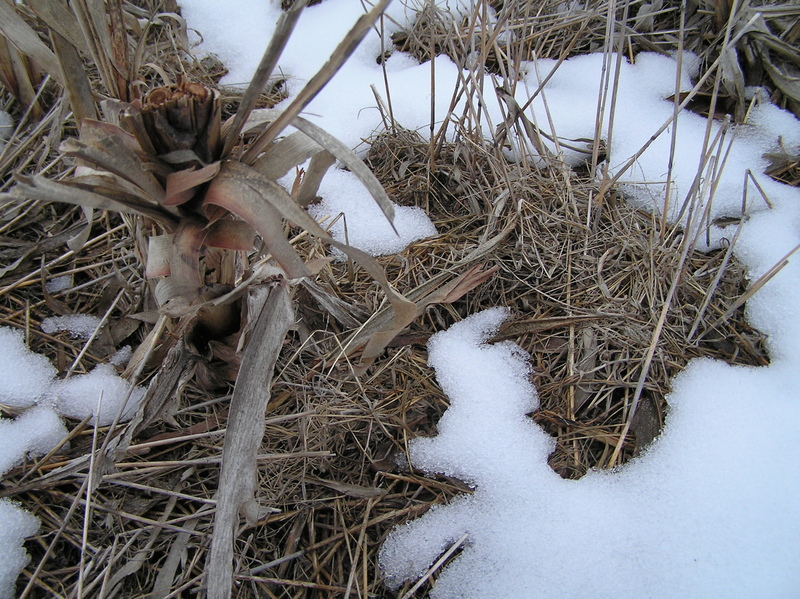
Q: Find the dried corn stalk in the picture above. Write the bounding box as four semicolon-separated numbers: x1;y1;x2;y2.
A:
4;1;437;597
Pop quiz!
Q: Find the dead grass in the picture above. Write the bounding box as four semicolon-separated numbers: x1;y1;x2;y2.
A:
0;0;783;597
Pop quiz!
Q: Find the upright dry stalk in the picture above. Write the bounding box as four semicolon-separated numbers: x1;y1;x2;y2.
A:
206;279;294;599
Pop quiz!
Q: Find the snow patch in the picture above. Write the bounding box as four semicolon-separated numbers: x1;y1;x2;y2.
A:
0;328;57;408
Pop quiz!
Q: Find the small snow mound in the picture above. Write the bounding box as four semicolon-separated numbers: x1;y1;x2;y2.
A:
52;364;146;426
308;168;437;257
0;328;57;408
44;275;73;294
0;499;39;599
41;315;103;339
0;406;67;477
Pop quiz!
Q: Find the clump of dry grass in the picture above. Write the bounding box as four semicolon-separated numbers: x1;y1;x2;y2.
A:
0;0;786;597
363;126;768;477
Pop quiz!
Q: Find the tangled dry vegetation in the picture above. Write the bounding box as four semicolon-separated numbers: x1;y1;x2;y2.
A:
0;0;793;597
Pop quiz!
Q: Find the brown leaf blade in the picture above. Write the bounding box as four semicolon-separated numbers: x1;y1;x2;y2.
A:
12;174;176;226
206;280;294;599
204;219;256;251
27;0;90;55
354;264;498;373
0;0;64;86
164;161;221;206
204;163;311;279
60;134;166;203
244;109;396;227
51;30;97;127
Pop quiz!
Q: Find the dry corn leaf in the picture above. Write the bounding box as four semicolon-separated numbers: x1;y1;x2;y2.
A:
760;49;800;103
146;234;173;278
719;45;745;121
252;130;322;180
70;0;126;99
295;149;335;207
206;280;293;599
51;31;97;127
245;109;396;226
166;217;207;299
12;174;176;226
204;219;256;251
60;136;166;203
71;167;167;207
207;160;409;308
0;0;64;86
204;163;311;280
80;117;144;153
0;38;23;102
27;0;90;55
354;264;499;374
206;160;417;372
164;161;221;206
65;205;94;252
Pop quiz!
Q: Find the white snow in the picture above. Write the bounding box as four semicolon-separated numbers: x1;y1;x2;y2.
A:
308;167;437;257
379;310;800;598
0;405;68;477
3;0;800;595
108;345;133;367
0;498;39;599
0;327;146;593
52;363;146;426
0;328;57;408
178;0;800;595
41;314;103;339
44;275;73;294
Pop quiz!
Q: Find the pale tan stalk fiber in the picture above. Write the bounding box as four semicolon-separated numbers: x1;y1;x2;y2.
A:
206;280;294;599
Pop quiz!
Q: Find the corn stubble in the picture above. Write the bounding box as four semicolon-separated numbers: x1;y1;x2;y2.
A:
0;0;784;597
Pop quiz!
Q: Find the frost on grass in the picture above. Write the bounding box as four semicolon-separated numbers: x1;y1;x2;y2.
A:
0;498;39;599
0;328;56;408
380;310;800;598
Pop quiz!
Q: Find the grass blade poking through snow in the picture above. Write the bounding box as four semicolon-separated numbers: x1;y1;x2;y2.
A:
221;0;308;157
241;0;394;163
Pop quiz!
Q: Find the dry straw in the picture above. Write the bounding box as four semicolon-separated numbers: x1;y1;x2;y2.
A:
0;0;792;597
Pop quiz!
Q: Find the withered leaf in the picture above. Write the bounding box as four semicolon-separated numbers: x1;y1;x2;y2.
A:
206;281;294;599
164;161;221;206
204;219;256;251
60;135;166;204
13;174;177;227
204;163;310;279
0;0;64;86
